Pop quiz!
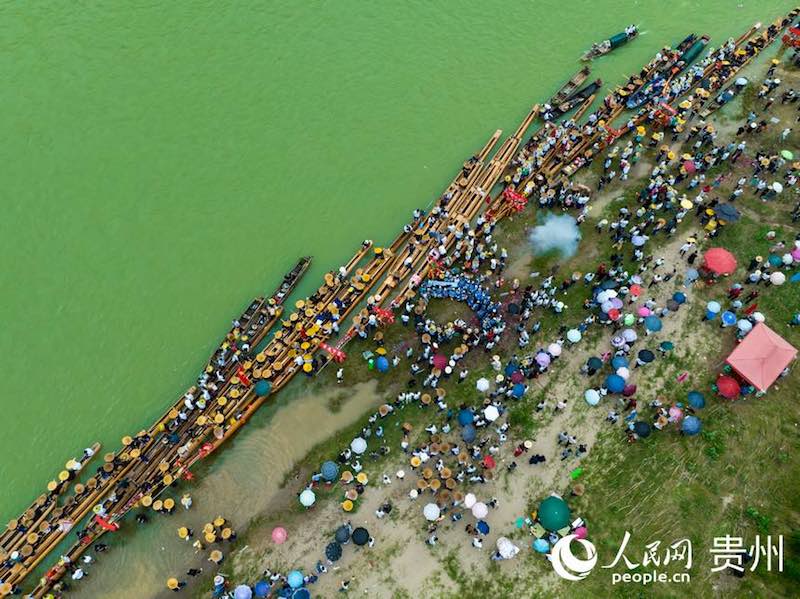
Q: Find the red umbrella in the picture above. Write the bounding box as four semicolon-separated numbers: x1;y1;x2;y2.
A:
608;308;621;321
510;371;524;384
702;248;738;275
683;160;696;174
432;354;448;370
716;375;741;399
482;455;496;469
630;284;643;296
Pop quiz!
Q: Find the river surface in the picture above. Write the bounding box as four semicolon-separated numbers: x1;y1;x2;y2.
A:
0;1;793;596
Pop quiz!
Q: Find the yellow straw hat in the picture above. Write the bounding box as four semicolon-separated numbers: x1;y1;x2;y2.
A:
213;516;226;527
342;500;354;512
178;527;189;539
152;500;163;512
163;498;175;510
205;532;217;543
221;528;232;540
356;472;368;484
141;496;153;507
209;550;223;563
167;578;179;590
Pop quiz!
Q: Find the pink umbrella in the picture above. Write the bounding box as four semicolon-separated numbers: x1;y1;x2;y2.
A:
271;526;288;544
668;406;684;422
637;306;651;317
792;247;800;261
683;160;696;174
547;343;562;357
574;526;588;539
432;354;448;370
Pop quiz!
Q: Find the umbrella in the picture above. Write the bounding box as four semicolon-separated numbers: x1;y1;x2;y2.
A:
351;527;369;546
504;363;519;376
537;496;571;531
271;526;288;544
608;308;621;321
685;268;699;282
510;370;524;383
770;272;786;286
484;405;500;422
512;383;526;398
632;235;647;247
462;424;477;443
716;203;740;222
773;181;784;193
508;302;521;314
584;389;600;406
672;292;687;304
611;335;626;348
611;355;629;369
293;590;311;599
457;409;474;426
638;306;652;317
681;415;702;436
768;254;783;267
325;541;343;562
683;160;696;174
687;391;705;409
605;374;625;393
476;378;490;392
621;328;638;343
234;585;254;599
548;343;562;357
716;375;740;399
464;493;477;509
669;405;684;421
666;299;680;312
287;571;304;589
637;349;655;364
703;248;738;275
497;537;520;559
575;526;588;539
321;461;339;482
567;329;582;343
737;319;752;333
644;315;663;332
622;383;637;397
255;380;272;397
423;503;441;521
472;502;489;518
721;311;737;326
633;421;651;438
783;253;794;265
792;247;800;261
782;149;794;160
601;300;614;313
433;354;448;370
350;438;367;454
533;538;549;553
659;341;674;352
375;356;389;372
483;455;496;469
335;525;351;544
535;352;551;367
299;489;315;507
706;300;721;314
476;520;490;535
587;357;603;371
616;366;630;380
792;272;800;283
255;581;271;598
735;77;748;86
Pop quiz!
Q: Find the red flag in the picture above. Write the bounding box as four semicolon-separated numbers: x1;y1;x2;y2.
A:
237;365;251;387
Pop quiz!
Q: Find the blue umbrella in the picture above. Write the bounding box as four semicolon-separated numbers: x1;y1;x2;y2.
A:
600;279;618;290
255;380;272;397
533;538;550;553
672;291;687;304
687;391;705;409
768;254;782;267
234;586;254;599
682;415;702;436
476;520;490;534
321;460;339;482
721;311;737;326
512;383;526;398
586;357;603;370
457;409;474;426
604;374;625;393
791;272;800;283
644;315;662;332
611;356;629;369
287;571;304;589
685;268;699;284
375;356;389;372
504;363;519;376
255;581;271;598
659;341;674;352
292;590;311;599
461;424;477;443
632;235;647;247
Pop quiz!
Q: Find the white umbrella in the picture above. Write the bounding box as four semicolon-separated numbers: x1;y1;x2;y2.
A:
464;493;477;509
350;437;367;454
496;537;520;559
782;253;794;265
773;182;784;193
616;367;630;380
584;389;600;406
423;503;441;521
299;489;315;507
737;319;753;333
471;502;488;518
752;312;766;323
770;271;786;286
548;343;562;356
484;405;500;422
566;329;582;343
476;378;490;392
396;470;405;479
735;77;748;86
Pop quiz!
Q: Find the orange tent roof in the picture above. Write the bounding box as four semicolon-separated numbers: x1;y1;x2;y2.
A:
725;323;797;391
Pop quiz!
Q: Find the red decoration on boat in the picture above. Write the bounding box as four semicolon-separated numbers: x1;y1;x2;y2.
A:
502;187;528;212
782;26;800;47
320;342;347;363
94;515;120;532
373;307;395;325
237;365;251;387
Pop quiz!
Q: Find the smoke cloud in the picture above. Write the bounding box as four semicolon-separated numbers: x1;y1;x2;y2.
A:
528;213;581;258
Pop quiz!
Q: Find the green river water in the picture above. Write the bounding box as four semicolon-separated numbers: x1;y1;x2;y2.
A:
0;1;794;596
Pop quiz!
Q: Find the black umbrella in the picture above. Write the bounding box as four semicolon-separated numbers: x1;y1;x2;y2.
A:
633;421;651;438
716;203;740;223
637;349;655;364
334;525;351;544
586;357;603;371
351;527;369;546
666;299;680;312
325;541;343;562
507;303;521;315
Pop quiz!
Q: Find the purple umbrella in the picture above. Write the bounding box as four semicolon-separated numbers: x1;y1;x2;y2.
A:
610;297;623;309
611;336;626;348
535;352;551;367
621;328;638;342
601;300;614;313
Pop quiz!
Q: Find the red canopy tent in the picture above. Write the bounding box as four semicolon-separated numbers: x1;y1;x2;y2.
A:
725;323;798;391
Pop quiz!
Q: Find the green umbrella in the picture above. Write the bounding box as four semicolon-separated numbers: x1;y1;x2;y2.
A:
538;496;571;531
781;150;794;160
